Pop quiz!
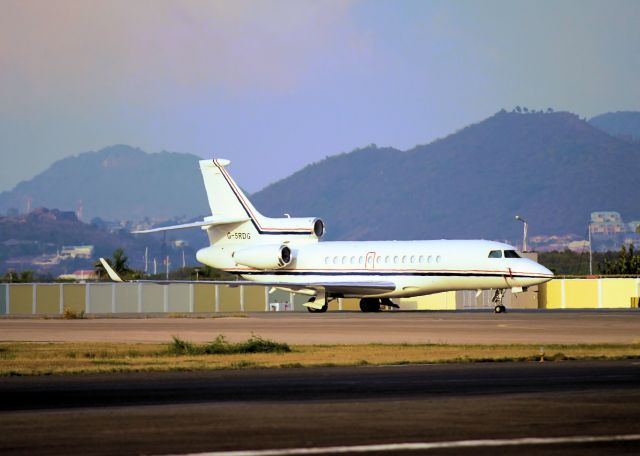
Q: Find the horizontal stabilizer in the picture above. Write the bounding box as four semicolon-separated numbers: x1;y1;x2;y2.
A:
132;215;249;234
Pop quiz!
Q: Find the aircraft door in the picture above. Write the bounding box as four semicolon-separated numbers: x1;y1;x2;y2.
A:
365;251;376;270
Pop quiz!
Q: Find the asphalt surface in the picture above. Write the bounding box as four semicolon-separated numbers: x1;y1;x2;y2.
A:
1;361;640;455
2;310;640;344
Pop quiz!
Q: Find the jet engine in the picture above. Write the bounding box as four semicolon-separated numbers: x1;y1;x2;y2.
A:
233;244;293;270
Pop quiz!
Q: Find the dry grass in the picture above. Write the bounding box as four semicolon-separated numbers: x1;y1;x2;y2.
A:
62;307;85;319
1;341;640;376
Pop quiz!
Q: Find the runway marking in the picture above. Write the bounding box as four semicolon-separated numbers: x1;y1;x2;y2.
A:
164;434;640;455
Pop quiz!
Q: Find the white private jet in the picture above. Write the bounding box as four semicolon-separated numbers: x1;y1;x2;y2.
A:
102;159;553;313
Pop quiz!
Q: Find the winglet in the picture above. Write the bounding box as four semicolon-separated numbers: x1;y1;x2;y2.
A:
99;258;124;282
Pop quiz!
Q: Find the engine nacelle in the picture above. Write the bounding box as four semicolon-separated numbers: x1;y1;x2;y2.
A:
233;244;293;270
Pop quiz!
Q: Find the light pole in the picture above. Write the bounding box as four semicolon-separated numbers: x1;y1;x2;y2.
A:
515;215;529;252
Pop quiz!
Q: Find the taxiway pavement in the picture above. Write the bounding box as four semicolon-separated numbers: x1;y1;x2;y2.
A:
1;310;640;344
0;361;639;455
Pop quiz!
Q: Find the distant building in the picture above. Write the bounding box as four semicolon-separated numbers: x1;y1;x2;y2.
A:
32;254;61;266
589;211;626;235
590;211;640;252
58;270;96;281
59;245;94;259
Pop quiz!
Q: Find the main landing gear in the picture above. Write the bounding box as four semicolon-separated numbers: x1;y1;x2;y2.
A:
359;298;399;312
492;289;507;313
306;296;328;313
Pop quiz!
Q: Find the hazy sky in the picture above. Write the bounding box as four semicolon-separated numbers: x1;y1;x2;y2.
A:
1;0;639;193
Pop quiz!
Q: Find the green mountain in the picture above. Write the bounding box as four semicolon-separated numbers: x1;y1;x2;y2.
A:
590;111;640;142
0;145;209;221
251;111;640;242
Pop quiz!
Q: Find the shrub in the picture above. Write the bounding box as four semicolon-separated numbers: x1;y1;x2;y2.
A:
168;334;291;355
62;307;85;319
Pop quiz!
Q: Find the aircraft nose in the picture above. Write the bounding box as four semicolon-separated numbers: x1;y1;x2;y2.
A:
534;262;554;281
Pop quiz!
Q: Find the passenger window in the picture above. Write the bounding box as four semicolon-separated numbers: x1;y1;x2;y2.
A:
333;256;339;264
367;256;373;265
394;256;399;264
325;256;330;264
428;255;433;263
419;255;424;263
385;256;390;263
401;255;407;264
504;250;521;258
359;256;364;264
488;250;502;258
342;256;347;264
436;255;441;263
376;256;381;264
410;255;415;263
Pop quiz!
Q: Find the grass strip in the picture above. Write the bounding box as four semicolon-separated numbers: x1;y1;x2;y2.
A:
1;339;640;376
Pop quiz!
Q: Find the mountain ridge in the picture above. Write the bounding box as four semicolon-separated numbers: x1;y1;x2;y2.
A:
251;110;640;241
0;145;209;221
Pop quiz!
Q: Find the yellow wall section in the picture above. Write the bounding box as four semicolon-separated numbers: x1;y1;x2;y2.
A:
9;285;32;314
36;284;59;314
539;280;562;309
564;280;598;309
63;284;86;313
341;298;360;311
0;284;6;314
219;286;241;312
243;286;266;312
194;284;216;312
601;279;639;308
114;284;138;313
89;284;113;313
168;284;190;312
142;284;165;313
401;292;456;310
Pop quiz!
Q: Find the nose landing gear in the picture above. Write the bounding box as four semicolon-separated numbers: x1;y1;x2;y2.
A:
492;289;507;313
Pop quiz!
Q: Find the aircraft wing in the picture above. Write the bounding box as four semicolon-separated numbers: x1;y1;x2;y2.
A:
98;258;395;296
115;278;395;296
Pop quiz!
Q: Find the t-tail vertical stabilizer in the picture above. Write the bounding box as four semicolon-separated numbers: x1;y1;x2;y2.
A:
133;159;325;246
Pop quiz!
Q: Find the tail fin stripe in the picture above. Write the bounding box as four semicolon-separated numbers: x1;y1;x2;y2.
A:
214;160;314;235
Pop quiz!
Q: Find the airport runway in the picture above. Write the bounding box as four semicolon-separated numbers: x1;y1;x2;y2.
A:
1;361;639;455
1;310;640;344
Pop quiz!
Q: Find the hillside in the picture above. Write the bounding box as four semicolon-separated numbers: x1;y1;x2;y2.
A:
0;145;209;221
0;208;201;274
251;111;640;242
589;111;640;142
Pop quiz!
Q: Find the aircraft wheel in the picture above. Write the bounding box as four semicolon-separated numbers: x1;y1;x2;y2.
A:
494;305;506;313
360;298;381;312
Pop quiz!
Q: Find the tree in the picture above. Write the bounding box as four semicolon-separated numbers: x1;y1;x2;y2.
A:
598;245;640;275
1;270;35;283
94;248;138;280
514;106;522;113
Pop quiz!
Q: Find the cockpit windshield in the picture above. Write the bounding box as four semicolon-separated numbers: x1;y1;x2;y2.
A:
488;250;521;258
